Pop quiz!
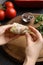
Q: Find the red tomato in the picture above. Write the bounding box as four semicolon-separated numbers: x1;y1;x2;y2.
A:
5;1;14;8
0;9;5;21
5;8;16;18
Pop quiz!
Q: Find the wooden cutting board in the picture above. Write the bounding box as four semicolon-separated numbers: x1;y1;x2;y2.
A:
3;13;43;62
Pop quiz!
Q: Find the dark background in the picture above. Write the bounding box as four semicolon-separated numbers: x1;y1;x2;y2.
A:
0;0;43;65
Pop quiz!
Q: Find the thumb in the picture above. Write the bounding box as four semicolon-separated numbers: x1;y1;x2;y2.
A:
0;25;13;35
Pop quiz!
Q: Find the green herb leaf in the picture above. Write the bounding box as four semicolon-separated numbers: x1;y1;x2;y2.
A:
34;14;43;24
36;25;43;35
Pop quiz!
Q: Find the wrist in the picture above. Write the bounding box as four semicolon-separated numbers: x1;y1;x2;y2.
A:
23;56;36;65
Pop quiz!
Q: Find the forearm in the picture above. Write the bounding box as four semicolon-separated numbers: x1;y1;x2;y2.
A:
23;57;36;65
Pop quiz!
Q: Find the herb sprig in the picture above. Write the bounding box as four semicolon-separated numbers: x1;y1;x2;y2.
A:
34;14;43;24
36;25;43;35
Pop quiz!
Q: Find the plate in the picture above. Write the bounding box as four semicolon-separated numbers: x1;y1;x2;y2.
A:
3;13;43;62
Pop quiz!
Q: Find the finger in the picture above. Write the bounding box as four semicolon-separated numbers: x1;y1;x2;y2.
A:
30;34;37;41
1;25;13;30
25;32;32;44
0;24;13;35
0;25;12;31
29;26;42;40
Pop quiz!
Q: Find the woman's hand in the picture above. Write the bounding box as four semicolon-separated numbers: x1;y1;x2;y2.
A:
23;26;43;65
0;24;19;45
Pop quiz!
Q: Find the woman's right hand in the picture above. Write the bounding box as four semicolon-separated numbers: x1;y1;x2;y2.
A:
0;24;19;45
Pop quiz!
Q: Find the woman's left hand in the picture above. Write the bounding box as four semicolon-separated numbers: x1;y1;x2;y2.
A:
23;26;43;65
